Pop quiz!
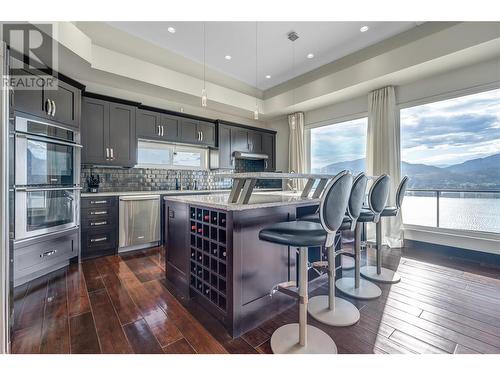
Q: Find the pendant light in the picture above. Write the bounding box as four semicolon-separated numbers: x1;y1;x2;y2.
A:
201;22;208;107
288;31;298;121
253;22;259;120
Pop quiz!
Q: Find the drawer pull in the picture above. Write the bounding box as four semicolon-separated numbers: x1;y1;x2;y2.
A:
91;210;107;215
91;200;108;204
90;237;107;243
40;250;57;258
91;221;107;226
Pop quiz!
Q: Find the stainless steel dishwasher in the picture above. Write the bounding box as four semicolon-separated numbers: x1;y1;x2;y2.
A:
118;195;160;252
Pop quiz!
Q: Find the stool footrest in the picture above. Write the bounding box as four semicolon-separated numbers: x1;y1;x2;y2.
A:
310;261;328;270
270;281;306;303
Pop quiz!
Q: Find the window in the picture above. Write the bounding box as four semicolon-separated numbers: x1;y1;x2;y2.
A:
309;117;368;175
137;140;208;170
400;88;500;233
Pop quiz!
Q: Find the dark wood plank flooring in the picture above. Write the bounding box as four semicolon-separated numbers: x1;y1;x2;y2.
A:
11;244;500;354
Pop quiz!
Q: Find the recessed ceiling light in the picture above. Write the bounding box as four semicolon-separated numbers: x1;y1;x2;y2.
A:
167;26;176;34
307;53;314;59
265;75;271;79
360;25;369;32
224;55;232;60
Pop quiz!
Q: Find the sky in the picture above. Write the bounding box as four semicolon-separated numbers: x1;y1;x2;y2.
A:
310;88;500;169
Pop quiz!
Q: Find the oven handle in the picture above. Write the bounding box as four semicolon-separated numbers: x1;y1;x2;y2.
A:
15;186;82;192
15;132;83;148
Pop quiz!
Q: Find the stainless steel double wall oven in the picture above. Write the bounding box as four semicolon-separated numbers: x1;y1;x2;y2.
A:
13;116;81;241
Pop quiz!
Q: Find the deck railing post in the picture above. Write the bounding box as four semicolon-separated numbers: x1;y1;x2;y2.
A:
436;190;440;228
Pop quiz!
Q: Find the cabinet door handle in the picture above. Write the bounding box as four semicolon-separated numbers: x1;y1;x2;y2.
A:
90;237;107;243
264;160;268;170
200;131;203;142
45;98;52;115
40;250;57;258
161;126;164;137
105;147;109;159
90;200;108;204
51;100;56;116
110;148;114;159
91;210;107;215
90;221;107;226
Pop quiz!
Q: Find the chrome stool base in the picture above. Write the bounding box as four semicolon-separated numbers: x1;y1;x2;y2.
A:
308;295;360;326
270;323;338;354
341;255;355;270
360;265;401;284
335;277;382;299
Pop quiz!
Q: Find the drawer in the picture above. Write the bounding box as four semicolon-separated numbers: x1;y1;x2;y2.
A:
81;229;117;259
81;196;117;209
81;206;117;219
81;214;116;230
14;232;77;277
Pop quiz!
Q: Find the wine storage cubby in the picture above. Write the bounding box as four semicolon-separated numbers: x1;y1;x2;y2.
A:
189;206;228;312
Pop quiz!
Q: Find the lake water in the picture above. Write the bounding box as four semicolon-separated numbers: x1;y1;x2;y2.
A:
402;196;500;234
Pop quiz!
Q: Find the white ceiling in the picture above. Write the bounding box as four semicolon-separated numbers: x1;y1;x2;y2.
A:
107;21;419;90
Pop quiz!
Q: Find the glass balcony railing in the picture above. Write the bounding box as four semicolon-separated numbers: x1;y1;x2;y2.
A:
402;189;500;234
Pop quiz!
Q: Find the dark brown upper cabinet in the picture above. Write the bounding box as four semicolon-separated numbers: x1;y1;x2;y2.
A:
248;130;262;153
81;97;136;167
218;124;233;169
262;132;276;171
197;120;215;146
136;109;181;142
217;121;276;170
13;67;81;128
231;127;249;153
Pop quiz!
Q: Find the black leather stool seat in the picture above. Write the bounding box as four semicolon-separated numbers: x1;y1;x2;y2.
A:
301;212;320;223
381;206;398;216
357;209;376;222
302;213;352;225
258;221;327;247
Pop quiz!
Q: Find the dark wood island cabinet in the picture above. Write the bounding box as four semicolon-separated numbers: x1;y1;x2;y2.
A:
164;191;330;337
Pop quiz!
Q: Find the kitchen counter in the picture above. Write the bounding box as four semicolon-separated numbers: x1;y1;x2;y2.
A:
164;190;320;211
81;188;281;198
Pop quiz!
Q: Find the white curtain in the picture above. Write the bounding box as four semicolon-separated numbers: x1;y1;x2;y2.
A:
288;112;306;191
366;86;403;248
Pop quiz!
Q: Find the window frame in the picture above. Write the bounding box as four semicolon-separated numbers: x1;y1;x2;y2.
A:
305;113;368;173
136;139;209;170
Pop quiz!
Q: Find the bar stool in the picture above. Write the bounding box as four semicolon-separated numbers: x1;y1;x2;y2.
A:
258;170;352;354
334;174;384;299
306;172;370;326
360;176;408;284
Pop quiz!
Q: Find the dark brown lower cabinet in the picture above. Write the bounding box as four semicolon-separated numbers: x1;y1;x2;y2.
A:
80;196;118;259
13;228;79;287
164;199;316;338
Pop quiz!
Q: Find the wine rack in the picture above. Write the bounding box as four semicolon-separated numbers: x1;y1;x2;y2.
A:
189;206;228;312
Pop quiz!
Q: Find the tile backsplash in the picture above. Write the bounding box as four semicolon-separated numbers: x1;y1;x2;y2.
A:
81;159;281;193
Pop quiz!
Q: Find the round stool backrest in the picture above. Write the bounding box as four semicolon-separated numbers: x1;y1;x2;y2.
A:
368;174;391;223
346;173;368;230
396;176;409;209
319;170;353;247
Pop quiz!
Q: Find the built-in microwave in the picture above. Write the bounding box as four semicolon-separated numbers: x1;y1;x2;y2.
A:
14;116;81;241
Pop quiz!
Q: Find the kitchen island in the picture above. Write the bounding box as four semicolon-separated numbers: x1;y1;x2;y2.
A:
164;190;340;337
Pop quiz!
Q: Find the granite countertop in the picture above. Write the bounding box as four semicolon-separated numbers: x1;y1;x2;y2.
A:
80;188;281;198
164;191;320;211
215;172;338;179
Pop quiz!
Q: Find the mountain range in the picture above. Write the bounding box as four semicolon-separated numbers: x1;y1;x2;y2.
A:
313;153;500;189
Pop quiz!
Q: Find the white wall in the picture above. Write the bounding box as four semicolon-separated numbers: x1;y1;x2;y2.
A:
266;116;289;172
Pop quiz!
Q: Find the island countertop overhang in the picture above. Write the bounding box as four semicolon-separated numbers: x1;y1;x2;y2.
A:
163;191;320;211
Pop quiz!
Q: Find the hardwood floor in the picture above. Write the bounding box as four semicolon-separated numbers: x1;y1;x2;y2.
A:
10;244;500;354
